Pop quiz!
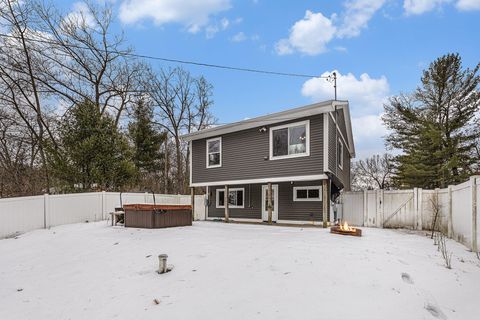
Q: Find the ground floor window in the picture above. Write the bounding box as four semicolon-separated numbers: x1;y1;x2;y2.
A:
216;188;245;208
293;186;322;201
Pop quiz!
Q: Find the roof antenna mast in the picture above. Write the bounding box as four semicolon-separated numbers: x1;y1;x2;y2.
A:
326;72;337;101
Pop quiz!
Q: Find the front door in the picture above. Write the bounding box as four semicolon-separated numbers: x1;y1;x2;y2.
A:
262;184;279;222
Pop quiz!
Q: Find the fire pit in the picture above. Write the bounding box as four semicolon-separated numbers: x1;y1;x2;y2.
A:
330;221;362;237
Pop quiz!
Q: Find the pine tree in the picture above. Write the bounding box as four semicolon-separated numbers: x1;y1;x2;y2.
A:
50;100;136;191
383;53;480;188
128;99;166;191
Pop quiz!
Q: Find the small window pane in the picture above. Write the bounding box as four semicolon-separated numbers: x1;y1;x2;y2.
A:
236;190;243;206
218;191;224;206
264;189;275;210
208;140;220;153
272;128;288;156
228;191;235;206
289;125;306;154
296;189;308;199
308;189;320;199
209;153;220;166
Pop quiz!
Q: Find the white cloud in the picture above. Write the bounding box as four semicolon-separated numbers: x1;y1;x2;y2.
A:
302;70;391;157
302;70;389;115
275;10;336;55
118;0;231;33
64;2;95;27
275;1;385;56
403;0;451;15
337;0;386;38
456;0;480;10
403;0;480;14
231;31;247;42
352;114;389;158
205;17;230;39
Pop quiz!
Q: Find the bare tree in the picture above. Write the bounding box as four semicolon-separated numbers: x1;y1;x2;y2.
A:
32;0;145;123
146;67;216;193
351;153;394;190
0;0;54;192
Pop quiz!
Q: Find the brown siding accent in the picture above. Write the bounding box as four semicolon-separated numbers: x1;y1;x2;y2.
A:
124;206;192;228
192;115;324;184
208;181;324;222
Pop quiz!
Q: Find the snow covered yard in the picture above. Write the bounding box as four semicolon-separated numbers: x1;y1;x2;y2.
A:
0;222;479;320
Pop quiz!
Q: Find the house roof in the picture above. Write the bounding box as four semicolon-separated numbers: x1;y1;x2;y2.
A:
181;99;356;157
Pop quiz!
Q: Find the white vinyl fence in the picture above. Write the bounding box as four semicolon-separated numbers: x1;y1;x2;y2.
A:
339;176;479;252
0;192;206;238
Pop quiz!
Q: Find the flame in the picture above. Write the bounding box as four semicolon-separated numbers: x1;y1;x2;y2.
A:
339;221;355;232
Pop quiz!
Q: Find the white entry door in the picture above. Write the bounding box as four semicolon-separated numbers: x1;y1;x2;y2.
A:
261;184;279;222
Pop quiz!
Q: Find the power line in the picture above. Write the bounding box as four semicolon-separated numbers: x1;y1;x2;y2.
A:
0;32;328;79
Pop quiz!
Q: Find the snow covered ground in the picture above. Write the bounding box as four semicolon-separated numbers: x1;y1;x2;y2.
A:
1;221;479;320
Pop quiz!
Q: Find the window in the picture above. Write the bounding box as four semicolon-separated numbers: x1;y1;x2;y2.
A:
206;137;222;168
293;186;322;201
337;138;344;170
269;120;310;160
216;188;245;208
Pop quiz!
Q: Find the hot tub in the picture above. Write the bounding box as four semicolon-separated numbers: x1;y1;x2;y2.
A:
123;204;192;229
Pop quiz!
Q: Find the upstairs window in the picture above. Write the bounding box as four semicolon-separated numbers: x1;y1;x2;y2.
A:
206;137;222;168
338;138;344;170
216;188;244;208
293;186;322;201
269;120;310;160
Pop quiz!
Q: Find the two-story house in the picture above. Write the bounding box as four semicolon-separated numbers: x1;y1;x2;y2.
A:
182;100;355;225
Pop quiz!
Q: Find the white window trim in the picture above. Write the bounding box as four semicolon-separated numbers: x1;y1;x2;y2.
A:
216;188;245;208
338;138;344;170
206;137;222;168
293;186;322;202
269;120;310;160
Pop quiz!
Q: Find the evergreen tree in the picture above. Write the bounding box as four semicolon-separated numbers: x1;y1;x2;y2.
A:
50;100;136;191
383;53;480;188
128;99;166;191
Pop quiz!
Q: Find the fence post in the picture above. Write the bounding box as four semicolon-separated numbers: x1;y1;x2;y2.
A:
447;185;453;238
363;190;368;227
413;188;418;230
377;189;384;228
43;193;50;229
417;188;423;230
101;191;106;221
471;177;478;252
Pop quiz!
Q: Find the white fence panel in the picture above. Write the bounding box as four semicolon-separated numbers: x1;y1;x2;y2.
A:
340;176;479;252
420;190;435;231
48;193;103;226
1;192;207;239
451;181;472;247
120;193;147;206
341;191;364;226
383;190;415;229
0;195;45;238
365;191;377;227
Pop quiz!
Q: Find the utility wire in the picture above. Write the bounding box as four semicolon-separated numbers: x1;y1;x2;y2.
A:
0;32;328;79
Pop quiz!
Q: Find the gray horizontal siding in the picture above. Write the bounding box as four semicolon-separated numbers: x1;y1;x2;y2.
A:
328;115;337;174
192;115;324;184
327;112;351;190
337;109;348;145
208;184;262;219
208;181;324;222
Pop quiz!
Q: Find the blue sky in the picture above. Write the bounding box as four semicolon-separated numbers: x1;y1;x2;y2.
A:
66;0;480;158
